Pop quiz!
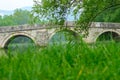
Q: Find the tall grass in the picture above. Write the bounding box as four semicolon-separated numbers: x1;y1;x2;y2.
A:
0;41;120;80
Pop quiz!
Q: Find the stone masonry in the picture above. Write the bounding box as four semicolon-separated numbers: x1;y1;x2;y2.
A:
0;22;120;48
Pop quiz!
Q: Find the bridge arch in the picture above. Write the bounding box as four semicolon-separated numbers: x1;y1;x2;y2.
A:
95;30;120;42
49;29;79;39
48;29;79;44
2;32;36;48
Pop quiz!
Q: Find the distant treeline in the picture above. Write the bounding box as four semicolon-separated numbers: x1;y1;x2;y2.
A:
0;6;120;27
0;9;43;26
0;9;31;26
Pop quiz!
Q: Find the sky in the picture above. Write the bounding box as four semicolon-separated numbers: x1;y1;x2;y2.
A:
0;0;34;10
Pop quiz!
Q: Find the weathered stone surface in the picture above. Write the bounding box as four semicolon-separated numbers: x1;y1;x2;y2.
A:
0;22;120;48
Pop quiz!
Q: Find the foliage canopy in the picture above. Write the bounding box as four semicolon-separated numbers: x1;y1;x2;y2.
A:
33;0;120;33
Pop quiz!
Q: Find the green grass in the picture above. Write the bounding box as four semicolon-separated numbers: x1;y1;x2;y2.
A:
0;41;120;80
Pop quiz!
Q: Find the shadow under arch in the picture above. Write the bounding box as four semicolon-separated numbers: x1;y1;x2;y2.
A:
48;29;80;45
96;31;120;42
3;33;36;53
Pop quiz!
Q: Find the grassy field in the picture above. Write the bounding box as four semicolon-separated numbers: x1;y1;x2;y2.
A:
0;41;120;80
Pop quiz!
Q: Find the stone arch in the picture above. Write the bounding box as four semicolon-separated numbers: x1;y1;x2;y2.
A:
49;29;78;39
2;32;36;48
48;29;79;44
95;30;120;42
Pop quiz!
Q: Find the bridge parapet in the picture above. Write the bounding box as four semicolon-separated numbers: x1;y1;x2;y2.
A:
0;25;46;33
91;22;120;28
0;22;120;33
64;21;120;29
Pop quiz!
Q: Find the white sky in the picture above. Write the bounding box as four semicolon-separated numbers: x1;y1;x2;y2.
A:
0;0;34;10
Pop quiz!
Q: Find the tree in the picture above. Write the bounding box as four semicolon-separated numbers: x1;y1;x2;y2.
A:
32;0;120;34
0;9;32;26
13;9;31;25
94;6;120;22
32;0;82;24
0;15;15;26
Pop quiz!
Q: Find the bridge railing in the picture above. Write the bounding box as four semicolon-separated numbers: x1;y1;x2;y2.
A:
64;21;120;29
0;24;47;33
90;22;120;28
0;22;120;33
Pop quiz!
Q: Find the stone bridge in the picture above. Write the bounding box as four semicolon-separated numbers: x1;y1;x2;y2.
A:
0;22;120;48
